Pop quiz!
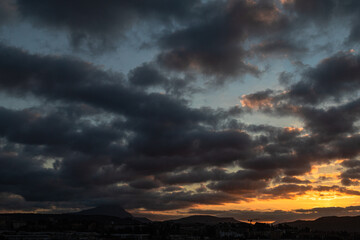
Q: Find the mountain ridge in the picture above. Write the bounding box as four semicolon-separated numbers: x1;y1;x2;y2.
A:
73;204;151;223
283;215;360;232
74;204;133;219
166;215;244;225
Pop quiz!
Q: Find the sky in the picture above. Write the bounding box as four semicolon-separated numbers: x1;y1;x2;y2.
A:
0;0;360;223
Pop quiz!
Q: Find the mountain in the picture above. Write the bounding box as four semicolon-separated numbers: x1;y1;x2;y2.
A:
168;215;241;225
75;204;133;219
74;204;152;223
134;217;152;223
284;215;360;232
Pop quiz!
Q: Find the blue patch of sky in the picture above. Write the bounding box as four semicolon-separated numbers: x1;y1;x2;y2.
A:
0;22;158;74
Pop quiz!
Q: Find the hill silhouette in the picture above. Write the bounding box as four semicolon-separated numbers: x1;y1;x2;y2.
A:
73;204;151;223
168;215;243;225
285;215;360;232
75;204;133;219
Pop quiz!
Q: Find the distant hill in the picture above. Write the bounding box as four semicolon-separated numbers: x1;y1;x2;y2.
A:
75;204;133;219
74;204;151;223
134;217;152;223
285;215;360;232
168;215;242;225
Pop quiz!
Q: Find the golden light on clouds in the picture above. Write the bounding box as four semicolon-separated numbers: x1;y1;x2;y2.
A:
240;95;274;109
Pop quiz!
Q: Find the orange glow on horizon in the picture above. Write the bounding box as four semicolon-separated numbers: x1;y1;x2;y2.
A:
129;160;360;221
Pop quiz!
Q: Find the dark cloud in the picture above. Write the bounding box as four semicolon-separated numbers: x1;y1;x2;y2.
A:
281;176;311;184
16;0;200;52
122;129;253;175
341;159;360;186
128;63;168;88
128;62;200;97
157;168;228;185
2;0;358;75
261;184;312;198
241;52;360;109
240;52;360;146
0;106;120;153
280;0;360;45
157;0;288;79
99;186;240;211
129;179;160;190
0;192;85;213
282;0;337;23
0;43;208;125
288;52;360;104
278;72;294;86
313;185;360;196
300;100;360;139
155;0;360;79
347;22;360;43
207;179;269;195
342;159;360;168
252;39;307;56
0;0;17;25
205;168;278;195
0;43;256;210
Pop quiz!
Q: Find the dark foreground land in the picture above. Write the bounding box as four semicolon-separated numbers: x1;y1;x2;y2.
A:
0;213;360;240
